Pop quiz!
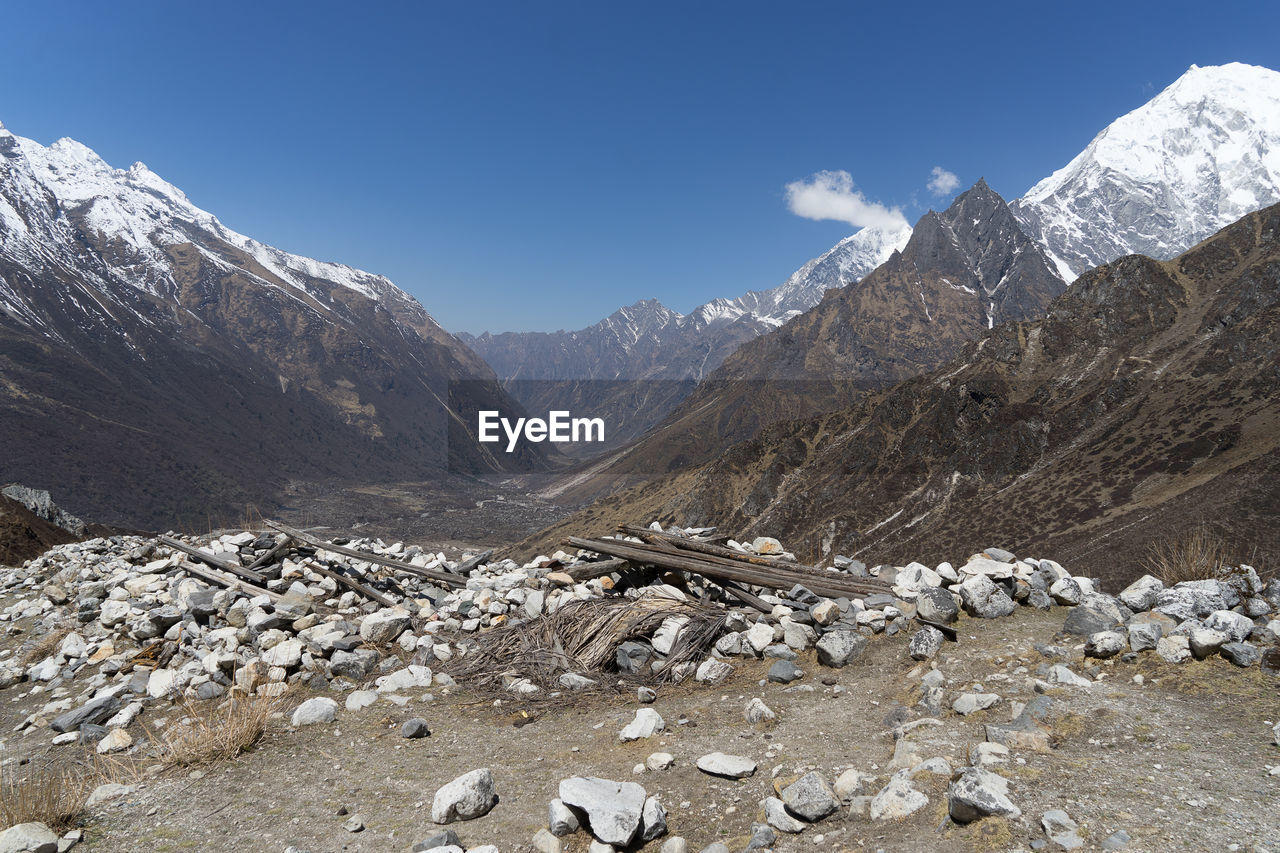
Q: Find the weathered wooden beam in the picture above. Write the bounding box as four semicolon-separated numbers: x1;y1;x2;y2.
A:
301;559;395;608
599;532;891;598
565;557;630;581
566;536;886;601
264;521;468;589
618;524;892;593
246;533;293;572
159;535;266;585
454;549;494;575
173;559;282;602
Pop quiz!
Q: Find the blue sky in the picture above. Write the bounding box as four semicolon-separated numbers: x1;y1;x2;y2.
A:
4;1;1279;333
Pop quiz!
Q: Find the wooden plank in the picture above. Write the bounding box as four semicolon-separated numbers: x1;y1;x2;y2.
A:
454;549;494;575
915;615;959;642
264;521;468;589
618;524;893;592
565;557;629;581
159;535;266;585
246;533;293;572
567;536;887;601
301;559;395;608
718;580;774;614
173;559;282;602
593;533;891;598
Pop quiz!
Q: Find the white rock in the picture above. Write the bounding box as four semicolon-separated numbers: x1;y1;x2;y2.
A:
1047;665;1092;687
870;775;928;820
86;783;135;808
558;776;646;846
744;622;775;653
619;708;665;742
291;697;338;726
694;658;733;685
432;768;498;824
953;693;1000;715
833;768;875;800
345;690;379;711
376;665;433;694
0;822;58;853
744;698;776;724
651;616;690;656
95;728;132;754
695;752;756;779
261;639;303;668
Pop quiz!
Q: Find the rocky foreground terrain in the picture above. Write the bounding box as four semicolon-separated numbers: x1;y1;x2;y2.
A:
0;523;1277;852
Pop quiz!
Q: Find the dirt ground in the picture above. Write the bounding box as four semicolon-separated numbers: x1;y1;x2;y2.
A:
3;605;1277;853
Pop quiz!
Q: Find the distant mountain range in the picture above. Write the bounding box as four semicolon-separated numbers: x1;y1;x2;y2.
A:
546;179;1066;501
469;63;1280;453
0;123;545;529
460;226;909;448
532;200;1280;582
3;62;1279;540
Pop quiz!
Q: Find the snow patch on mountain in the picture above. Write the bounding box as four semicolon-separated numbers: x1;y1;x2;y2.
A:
1012;62;1280;278
0;122;426;325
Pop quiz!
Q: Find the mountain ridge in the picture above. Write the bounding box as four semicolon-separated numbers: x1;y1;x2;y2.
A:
528;201;1280;584
0;121;547;529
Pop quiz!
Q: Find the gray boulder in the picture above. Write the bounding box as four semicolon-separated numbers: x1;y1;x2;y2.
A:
49;694;121;733
359;608;411;644
1118;575;1164;612
909;625;945;661
815;630;867;668
780;771;839;822
915;587;959;623
1127;622;1162;652
948;768;1021;822
959;575;1016;619
1220;642;1260;667
766;660;802;684
432;768;498;824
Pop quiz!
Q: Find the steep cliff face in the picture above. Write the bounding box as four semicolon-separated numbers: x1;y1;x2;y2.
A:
0;122;546;529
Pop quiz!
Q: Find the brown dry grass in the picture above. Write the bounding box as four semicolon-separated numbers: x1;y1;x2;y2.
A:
21;621;73;666
152;690;289;767
0;759;91;833
1142;527;1231;585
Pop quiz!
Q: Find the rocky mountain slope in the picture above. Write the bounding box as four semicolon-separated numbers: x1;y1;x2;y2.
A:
0;122;547;530
535;202;1280;583
1012;62;1280;280
461;226;910;448
548;181;1064;502
473;63;1280;459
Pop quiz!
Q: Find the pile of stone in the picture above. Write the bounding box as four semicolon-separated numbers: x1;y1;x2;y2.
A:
1;522;1277;766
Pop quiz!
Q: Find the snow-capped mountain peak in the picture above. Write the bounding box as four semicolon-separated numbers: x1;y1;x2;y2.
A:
1012;62;1280;279
1;127;424;315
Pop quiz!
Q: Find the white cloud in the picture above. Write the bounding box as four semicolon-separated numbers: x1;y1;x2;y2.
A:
928;166;960;196
784;170;909;231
